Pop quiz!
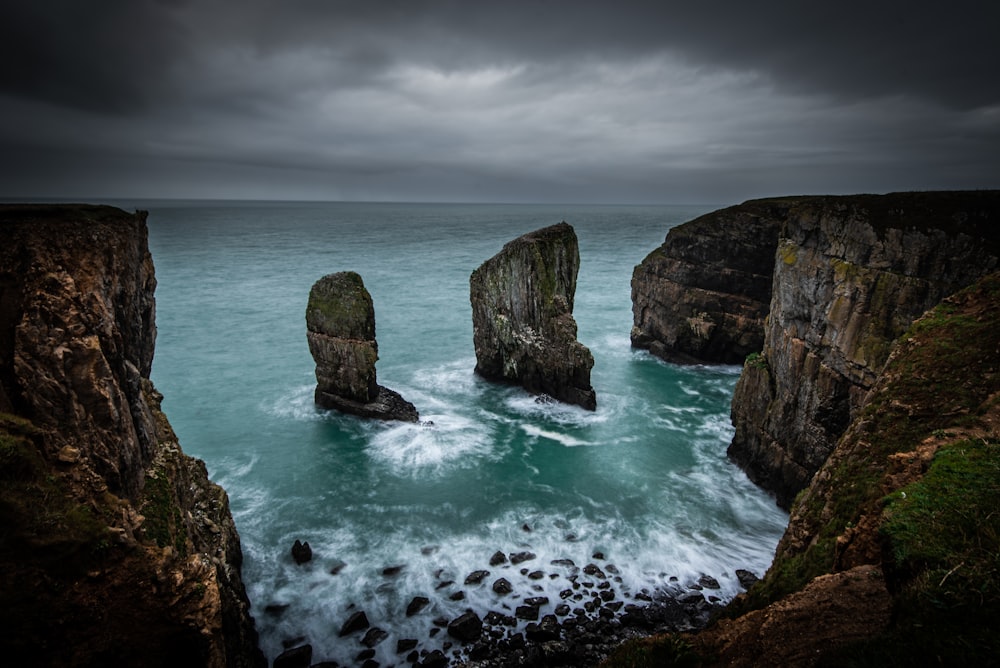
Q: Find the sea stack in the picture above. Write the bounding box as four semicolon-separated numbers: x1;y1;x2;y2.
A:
306;271;418;421
470;222;596;410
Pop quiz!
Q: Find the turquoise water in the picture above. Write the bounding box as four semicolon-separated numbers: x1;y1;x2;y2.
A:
138;201;787;665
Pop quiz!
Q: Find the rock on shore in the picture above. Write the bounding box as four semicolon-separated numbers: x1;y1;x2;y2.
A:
470;222;596;410
306;271;418;421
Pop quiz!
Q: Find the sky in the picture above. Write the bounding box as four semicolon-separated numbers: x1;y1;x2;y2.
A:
1;1;998;205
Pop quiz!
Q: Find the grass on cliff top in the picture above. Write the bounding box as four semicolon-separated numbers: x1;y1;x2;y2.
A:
816;437;1000;666
736;271;1000;614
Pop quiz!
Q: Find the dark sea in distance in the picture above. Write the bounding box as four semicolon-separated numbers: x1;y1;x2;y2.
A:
104;200;787;664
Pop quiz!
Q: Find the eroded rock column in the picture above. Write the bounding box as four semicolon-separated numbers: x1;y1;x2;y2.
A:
470;222;596;410
306;271;418;421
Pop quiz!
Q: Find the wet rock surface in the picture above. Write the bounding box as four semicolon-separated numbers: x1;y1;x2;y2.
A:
273;531;759;668
307;271;418;421
470;222;596;410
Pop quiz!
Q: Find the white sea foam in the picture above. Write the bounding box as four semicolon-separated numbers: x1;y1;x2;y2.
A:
520;424;592;447
365;413;496;475
261;383;323;422
505;393;609;426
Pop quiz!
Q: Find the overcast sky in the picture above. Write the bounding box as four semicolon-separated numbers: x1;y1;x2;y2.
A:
2;1;998;204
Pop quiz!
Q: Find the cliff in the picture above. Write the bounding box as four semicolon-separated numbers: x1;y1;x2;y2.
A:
0;205;263;667
470;222;596;410
730;191;1000;507
631;199;788;364
632;191;1000;507
306;271;418;421
607;271;1000;667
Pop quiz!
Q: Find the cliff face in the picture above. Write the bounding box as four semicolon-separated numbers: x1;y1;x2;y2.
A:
696;272;1000;665
0;205;262;667
631;199;787;364
729;192;1000;507
631;192;1000;507
470;222;596;410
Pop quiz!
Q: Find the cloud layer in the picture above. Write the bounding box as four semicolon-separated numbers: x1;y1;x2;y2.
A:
2;1;998;203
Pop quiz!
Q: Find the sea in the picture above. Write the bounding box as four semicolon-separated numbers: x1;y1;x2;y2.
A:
120;200;787;665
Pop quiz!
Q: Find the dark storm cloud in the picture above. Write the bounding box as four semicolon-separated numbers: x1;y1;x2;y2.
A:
1;1;997;201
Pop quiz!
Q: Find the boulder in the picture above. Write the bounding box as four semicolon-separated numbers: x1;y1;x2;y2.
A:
406;596;430;616
470;222;596;410
339;610;370;636
306;272;418;421
273;644;312;668
447;611;483;642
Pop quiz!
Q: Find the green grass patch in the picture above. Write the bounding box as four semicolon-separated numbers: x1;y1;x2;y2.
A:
744;351;768;370
816;437;1000;666
882;438;1000;609
140;469;188;555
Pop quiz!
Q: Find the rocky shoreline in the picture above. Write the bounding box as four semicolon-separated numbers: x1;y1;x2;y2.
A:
269;537;759;668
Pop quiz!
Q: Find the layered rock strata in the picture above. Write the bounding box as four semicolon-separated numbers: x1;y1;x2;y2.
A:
0;205;263;667
631;199;790;364
306;271;418;421
470;222;596;410
729;192;1000;507
678;272;1000;665
631;191;1000;508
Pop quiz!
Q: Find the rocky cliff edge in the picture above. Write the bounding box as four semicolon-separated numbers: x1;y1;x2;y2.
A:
631;191;1000;507
0;205;263;667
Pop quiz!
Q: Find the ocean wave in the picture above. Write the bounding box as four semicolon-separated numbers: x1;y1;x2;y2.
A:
520;424;592;447
365;413;497;476
260;383;324;422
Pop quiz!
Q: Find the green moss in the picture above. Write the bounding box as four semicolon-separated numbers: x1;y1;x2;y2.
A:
140;470;188;555
305;271;375;339
0;413;111;570
745;352;768;370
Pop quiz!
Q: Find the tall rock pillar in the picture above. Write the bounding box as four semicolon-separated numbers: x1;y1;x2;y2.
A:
306;271;418;421
470;222;596;410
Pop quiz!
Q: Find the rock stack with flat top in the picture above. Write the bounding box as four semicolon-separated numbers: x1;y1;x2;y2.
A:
306;271;418;421
470;222;596;410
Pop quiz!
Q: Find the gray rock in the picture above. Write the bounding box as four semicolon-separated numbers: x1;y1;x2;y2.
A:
470;222;596;410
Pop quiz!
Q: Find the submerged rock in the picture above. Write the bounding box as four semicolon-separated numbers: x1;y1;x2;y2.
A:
470;222;596;410
306;271;418;421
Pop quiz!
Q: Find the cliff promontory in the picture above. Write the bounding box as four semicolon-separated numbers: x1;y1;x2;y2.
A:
610;271;1000;666
632;191;1000;507
0;205;263;667
730;192;1000;507
306;271;418;421
631;199;788;364
470;222;596;410
611;193;1000;666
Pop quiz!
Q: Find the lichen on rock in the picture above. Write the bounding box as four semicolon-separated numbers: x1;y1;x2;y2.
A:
306;271;418;421
470;222;596;410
